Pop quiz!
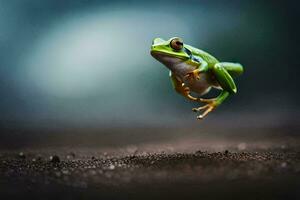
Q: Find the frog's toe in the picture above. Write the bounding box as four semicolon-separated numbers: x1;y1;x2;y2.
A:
197;115;204;120
195;102;217;119
192;104;209;112
197;104;216;119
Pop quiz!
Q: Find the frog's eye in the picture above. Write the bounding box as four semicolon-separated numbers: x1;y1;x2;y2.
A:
170;38;183;51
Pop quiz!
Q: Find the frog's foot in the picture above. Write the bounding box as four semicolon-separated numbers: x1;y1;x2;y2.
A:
184;69;200;80
192;100;218;119
180;83;200;102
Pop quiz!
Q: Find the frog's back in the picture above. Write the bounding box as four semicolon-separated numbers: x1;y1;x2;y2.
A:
185;44;219;66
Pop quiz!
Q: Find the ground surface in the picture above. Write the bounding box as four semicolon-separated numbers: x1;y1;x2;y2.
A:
1;139;300;200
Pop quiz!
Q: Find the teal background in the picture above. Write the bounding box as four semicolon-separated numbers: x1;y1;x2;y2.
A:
0;0;298;145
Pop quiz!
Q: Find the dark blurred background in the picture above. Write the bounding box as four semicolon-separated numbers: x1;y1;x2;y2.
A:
0;0;299;148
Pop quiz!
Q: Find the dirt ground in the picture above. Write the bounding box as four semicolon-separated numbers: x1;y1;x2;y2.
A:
1;136;300;200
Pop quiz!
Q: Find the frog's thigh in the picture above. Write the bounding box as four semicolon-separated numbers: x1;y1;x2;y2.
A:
213;63;237;94
169;71;198;101
217;62;244;77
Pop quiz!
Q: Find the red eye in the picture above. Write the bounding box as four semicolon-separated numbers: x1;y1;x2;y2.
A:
170;38;183;50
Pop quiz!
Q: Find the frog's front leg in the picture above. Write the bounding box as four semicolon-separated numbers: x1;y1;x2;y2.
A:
193;62;242;119
169;71;199;101
184;59;208;80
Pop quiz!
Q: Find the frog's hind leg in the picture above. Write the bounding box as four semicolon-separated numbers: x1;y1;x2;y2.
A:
193;62;242;119
193;62;242;102
192;104;212;118
213;62;238;94
219;62;244;77
169;71;199;101
193;91;229;119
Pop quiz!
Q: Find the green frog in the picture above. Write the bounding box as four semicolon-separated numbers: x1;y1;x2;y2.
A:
150;37;244;119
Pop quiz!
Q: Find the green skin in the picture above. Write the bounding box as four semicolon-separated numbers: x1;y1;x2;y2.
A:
150;37;244;119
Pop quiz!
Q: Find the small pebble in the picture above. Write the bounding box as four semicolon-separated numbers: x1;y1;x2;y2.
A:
66;152;75;159
224;150;229;155
108;164;115;170
50;155;60;163
36;154;42;161
18;152;26;159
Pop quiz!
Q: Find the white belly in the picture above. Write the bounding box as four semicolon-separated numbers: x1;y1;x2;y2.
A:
184;73;213;95
171;62;219;95
153;54;220;95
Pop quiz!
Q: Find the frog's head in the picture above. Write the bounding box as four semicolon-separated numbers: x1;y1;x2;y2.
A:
150;37;190;67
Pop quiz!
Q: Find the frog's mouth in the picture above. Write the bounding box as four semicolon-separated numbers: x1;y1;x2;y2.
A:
150;50;171;58
150;50;176;60
150;50;184;68
150;49;186;60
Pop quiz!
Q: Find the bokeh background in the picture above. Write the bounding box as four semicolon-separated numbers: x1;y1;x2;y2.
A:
0;0;299;148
